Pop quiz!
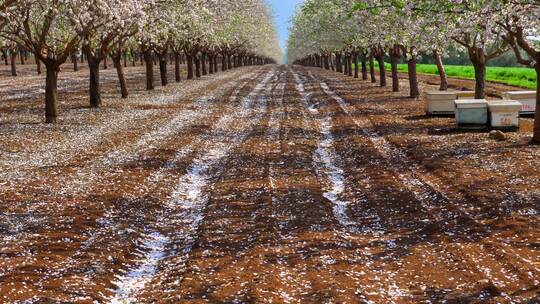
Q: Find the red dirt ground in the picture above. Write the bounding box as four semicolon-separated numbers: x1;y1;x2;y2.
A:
0;62;539;303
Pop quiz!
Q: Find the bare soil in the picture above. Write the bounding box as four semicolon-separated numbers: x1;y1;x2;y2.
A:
0;63;539;303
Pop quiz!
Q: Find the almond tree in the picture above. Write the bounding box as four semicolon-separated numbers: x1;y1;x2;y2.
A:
110;34;140;98
228;0;280;65
388;3;446;97
1;39;17;76
138;0;174;90
288;0;392;87
0;37;7;65
0;0;17;30
1;0;83;123
1;0;279;123
79;0;146;106
350;0;454;95
287;0;348;69
432;0;509;99
499;1;540;143
205;0;280;71
367;0;509;97
178;0;212;78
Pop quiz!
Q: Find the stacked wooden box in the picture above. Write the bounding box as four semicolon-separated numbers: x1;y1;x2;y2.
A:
424;91;475;115
488;101;522;129
454;99;488;129
502;91;536;115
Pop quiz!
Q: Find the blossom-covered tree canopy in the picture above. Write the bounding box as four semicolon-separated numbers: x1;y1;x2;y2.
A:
0;0;16;29
0;0;280;123
287;0;540;143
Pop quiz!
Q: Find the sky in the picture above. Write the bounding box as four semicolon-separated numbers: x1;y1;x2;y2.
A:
266;0;304;62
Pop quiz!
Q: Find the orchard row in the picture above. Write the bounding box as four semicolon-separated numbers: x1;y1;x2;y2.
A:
0;0;281;122
287;0;540;143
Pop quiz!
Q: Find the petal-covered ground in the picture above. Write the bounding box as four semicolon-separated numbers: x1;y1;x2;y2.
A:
1;63;539;303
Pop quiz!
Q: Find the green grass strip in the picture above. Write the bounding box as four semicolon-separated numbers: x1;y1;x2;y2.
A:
370;63;537;89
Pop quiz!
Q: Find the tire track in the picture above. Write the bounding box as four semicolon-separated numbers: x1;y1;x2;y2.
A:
58;69;265;196
0;67;260;185
108;68;277;303
291;69;359;233
294;68;417;302
0;68;269;303
266;70;315;302
63;70;266;284
302;67;539;301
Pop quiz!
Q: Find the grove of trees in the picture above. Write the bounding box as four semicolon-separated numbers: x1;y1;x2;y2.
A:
0;0;280;123
287;0;540;144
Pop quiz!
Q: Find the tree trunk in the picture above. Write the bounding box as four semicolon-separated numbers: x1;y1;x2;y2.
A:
227;55;232;70
113;54;128;98
376;55;386;87
103;57;108;70
472;59;486;99
72;53;78;71
209;55;214;74
20;50;25;65
324;55;330;70
174;53;181;82
2;50;8;65
187;54;194;79
353;53;359;78
369;55;376;83
10;52;16;76
195;55;201;78
131;50;136;67
408;57;420;98
348;55;353;77
222;54;227;71
336;54;342;73
361;57;368;80
144;50;154;90
35;54;42;75
468;47;487;99
433;50;448;91
533;62;540;144
390;53;400;92
158;54;168;86
201;53;207;76
44;62;59;123
88;57;102;108
214;55;218;73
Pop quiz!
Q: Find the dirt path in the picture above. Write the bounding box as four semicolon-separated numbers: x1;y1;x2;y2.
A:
1;65;539;303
